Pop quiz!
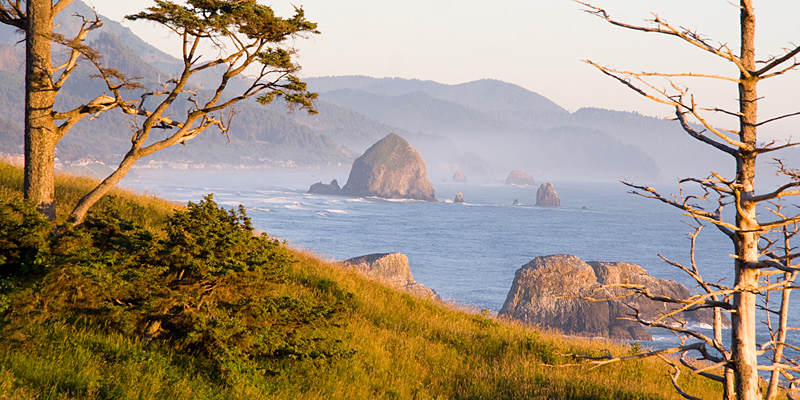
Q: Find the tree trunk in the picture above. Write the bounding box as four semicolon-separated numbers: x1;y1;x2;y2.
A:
68;149;140;224
731;2;760;399
23;0;58;219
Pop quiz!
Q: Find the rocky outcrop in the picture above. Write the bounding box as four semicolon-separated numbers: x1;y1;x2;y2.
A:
308;179;342;195
341;134;436;201
499;254;719;340
343;253;437;298
513;199;520;206
452;170;467;182
454;192;465;204
505;170;535;186
536;183;560;207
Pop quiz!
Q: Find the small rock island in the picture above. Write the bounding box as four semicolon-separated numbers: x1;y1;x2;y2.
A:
308;133;436;201
454;192;465;204
535;183;560;207
308;179;342;195
505;169;535;186
452;170;467;182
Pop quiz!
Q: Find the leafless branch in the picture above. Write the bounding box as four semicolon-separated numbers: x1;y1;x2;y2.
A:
575;1;745;71
755;44;800;77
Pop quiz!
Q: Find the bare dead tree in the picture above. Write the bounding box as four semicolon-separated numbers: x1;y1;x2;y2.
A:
569;2;800;400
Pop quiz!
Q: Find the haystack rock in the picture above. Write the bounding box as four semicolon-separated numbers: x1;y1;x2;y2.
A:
499;254;720;340
308;179;342;195
535;183;560;207
452;170;467;182
454;192;465;204
505;170;535;186
343;253;437;298
341;134;436;201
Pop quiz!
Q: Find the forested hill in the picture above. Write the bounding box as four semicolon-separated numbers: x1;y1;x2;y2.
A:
0;0;734;183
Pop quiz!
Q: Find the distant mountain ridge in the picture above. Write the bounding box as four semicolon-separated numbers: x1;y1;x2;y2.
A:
0;1;737;183
303;76;727;182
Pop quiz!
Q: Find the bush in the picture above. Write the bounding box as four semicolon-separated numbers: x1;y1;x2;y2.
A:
0;194;354;383
0;197;52;277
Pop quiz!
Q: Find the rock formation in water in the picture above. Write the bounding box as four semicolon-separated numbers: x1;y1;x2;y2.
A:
535;183;560;207
505;169;535;186
513;199;520;206
308;179;342;195
452;170;467;182
499;254;720;340
454;192;465;204
341;133;436;201
343;253;438;298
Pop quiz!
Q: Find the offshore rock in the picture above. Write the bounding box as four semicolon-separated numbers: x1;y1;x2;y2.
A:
499;254;719;340
341;133;436;201
535;183;560;207
505;169;535;186
454;192;465;204
308;179;342;195
343;253;438;298
452;170;467;182
513;199;521;206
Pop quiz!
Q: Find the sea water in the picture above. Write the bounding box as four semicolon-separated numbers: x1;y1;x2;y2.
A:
125;169;798;351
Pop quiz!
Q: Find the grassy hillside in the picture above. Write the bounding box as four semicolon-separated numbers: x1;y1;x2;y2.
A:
0;160;722;399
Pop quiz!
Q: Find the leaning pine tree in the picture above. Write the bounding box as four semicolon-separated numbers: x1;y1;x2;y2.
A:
0;0;318;223
570;2;800;400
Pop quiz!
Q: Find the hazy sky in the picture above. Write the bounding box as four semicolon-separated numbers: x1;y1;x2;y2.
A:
85;0;800;140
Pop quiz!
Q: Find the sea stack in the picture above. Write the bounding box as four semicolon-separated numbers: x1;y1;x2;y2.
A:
535;183;560;207
454;192;465;204
505;170;535;186
341;134;436;201
452;170;467;182
308;179;342;195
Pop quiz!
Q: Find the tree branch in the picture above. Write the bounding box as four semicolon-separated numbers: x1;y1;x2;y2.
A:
755;44;800;77
575;1;745;70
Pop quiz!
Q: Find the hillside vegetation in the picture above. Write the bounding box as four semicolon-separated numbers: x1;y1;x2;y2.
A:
0;161;722;399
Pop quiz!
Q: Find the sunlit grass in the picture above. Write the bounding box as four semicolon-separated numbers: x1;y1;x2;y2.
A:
0;161;723;399
0;159;181;231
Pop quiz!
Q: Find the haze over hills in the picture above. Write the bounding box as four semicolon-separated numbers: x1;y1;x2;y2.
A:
0;0;754;184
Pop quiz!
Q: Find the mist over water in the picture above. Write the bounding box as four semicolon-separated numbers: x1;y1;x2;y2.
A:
125;168;797;349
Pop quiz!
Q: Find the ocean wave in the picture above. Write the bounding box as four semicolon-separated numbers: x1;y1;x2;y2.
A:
376;197;424;203
284;203;305;210
325;209;348;214
255;197;305;205
345;198;367;203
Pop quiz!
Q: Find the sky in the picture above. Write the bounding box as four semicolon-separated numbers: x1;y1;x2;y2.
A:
84;0;800;140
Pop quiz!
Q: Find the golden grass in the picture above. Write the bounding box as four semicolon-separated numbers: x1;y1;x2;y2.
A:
0;159;181;230
274;249;723;399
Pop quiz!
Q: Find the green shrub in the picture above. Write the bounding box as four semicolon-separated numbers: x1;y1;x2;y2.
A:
1;194;354;383
0;197;52;277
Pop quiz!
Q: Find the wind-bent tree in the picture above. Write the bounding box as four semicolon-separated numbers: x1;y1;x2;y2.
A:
573;2;800;400
0;0;318;223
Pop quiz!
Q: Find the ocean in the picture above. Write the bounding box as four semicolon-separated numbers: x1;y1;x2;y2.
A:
125;168;797;349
